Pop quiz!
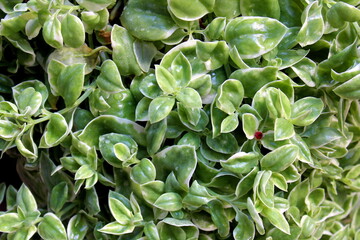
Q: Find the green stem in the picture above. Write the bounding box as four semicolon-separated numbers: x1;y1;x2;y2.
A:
258;113;269;132
25;84;96;130
110;0;122;21
88;33;94;49
224;64;232;78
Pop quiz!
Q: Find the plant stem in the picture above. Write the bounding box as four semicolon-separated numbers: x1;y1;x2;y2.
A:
25;84;96;130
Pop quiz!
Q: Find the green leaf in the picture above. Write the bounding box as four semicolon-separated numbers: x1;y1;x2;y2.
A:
240;0;280;19
261;206;290;234
114;143;131;161
242;113;259;139
162;29;187;45
153;145;197;189
76;0;115;11
42;14;63;48
15;126;38;161
331;63;360;83
15;87;42;116
204;17;226;40
75;165;94;180
109;195;134;224
281;165;301;183
221;114;239;133
67;214;89;240
230;67;278;98
271;172;288;192
189;74;212;99
0;74;14;94
78;115;146;147
17;184;37;214
61;13;85;48
171;52;192;88
139;73;162;99
0;213;22;233
160;40;207;77
265;87;291;119
221;151;260;175
149;96;175;123
144;221;160;240
208;200;230;237
40;113;69;148
0;183;5;204
176;87;202;108
305;188;325;209
96;90;136;120
296;1;324;47
111;25;142;76
300;215;317;238
254;170;274;208
147;119;167;155
155;65;177;94
333;74;360;100
98;221;135;235
7;225;37;240
196;41;229;70
288;179;310;212
131;158;156;184
183;181;214;209
247;197;265;235
96;60;125;93
85;187;101;215
274;118;295;141
233;211;255;240
6;185;17;211
216;79;244;114
25;18;41;40
6;33;36;67
159;218;199;239
291;58;316;87
48;60;85;107
99;133;137;167
327;2;360;28
81;8;109;32
140;181;165;204
236;167;259;197
178;132;201;149
305;127;343;148
120;0;177;41
59;64;85;107
158;222;186;240
206;133;239;154
225;17;287;59
38;213;67;240
290;97;324;126
168;0;215;20
135;97;151;121
0;120;21;140
154;192;183;211
178;103;209;131
50;182;68;213
260;144;299;172
134;40;158;72
0;0;22;13
317;39;358;85
276;49;309;70
267;225;302;239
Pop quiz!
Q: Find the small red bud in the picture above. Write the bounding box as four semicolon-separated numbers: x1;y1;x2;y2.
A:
254;131;263;140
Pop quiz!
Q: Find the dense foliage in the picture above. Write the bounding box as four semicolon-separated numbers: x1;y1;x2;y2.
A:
0;0;360;239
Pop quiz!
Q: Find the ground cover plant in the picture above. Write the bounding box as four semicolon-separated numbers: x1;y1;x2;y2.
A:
0;0;359;239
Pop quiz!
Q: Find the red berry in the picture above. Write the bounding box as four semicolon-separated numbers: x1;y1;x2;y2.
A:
254;131;263;140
